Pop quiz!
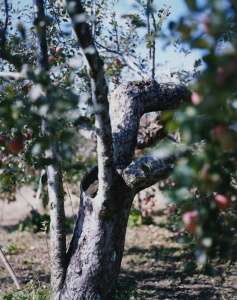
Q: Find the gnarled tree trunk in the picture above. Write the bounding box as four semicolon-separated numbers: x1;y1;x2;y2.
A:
59;79;191;299
57;1;191;299
60;166;134;299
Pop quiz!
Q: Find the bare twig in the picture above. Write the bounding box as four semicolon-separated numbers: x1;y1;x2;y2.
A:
91;0;97;39
64;181;76;223
147;0;151;61
66;0;116;200
35;169;46;210
151;9;156;80
41;220;50;261
96;41;150;80
16;188;35;211
0;72;26;80
0;247;21;290
4;0;9;37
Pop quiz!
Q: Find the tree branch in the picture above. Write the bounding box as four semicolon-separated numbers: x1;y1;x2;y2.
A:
0;247;21;290
3;0;9;45
122;143;198;195
0;49;23;70
96;41;150;80
109;80;191;169
33;1;66;298
65;0;116;202
0;71;26;80
137;112;166;149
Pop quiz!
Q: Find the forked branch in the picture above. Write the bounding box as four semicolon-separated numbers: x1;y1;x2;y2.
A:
65;0;116;201
109;80;191;169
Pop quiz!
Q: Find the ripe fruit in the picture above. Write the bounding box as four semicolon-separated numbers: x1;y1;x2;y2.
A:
0;135;8;144
191;92;201;105
9;138;24;153
168;204;177;214
50;47;56;54
165;178;175;186
104;64;109;71
113;77;119;83
182;210;199;233
48;56;55;64
24;133;31;140
212;124;229;140
214;194;231;210
142;196;151;205
114;58;122;67
147;208;153;215
211;125;236;149
56;46;63;54
150;200;155;207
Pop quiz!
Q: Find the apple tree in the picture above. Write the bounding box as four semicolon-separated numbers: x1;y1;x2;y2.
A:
0;0;224;299
162;0;237;264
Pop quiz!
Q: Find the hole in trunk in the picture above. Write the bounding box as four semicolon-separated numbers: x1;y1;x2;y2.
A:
81;166;98;198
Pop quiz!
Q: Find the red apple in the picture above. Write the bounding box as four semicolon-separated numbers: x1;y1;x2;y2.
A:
191;92;201;105
182;210;199;233
104;64;109;71
147;208;153;215
48;56;55;64
0;135;8;144
168;204;177;214
56;46;63;54
50;47;56;54
212;124;229;139
143;196;151;205
216;67;226;86
165;178;175;186
214;194;231;210
9;138;24;153
150;200;155;207
114;58;122;67
113;77;119;83
23;133;31;140
211;125;236;149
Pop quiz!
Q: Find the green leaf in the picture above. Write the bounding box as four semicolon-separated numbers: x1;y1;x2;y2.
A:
185;0;197;10
182;261;197;274
71;162;85;171
191;37;210;49
204;263;219;277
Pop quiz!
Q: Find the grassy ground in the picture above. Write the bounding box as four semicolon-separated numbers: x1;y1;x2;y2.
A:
1;188;237;299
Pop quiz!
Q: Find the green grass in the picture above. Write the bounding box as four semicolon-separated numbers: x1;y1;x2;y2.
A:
1;284;51;300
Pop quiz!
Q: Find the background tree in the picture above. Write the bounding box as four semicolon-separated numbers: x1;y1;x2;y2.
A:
163;0;237;264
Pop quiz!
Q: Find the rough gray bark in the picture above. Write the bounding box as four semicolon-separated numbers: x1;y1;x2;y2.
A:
60;166;133;299
59;81;190;299
110;80;191;168
66;0;116;202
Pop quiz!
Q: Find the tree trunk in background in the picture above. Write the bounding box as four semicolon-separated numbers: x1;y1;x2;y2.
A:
60;167;134;299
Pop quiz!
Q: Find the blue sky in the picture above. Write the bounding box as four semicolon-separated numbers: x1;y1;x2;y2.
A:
116;0;205;82
1;0;204;83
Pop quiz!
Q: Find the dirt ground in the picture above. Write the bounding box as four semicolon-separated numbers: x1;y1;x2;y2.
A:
1;186;237;299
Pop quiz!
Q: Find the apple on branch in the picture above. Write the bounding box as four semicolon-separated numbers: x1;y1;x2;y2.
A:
214;194;231;210
9;137;24;154
182;210;199;233
211;124;236;149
